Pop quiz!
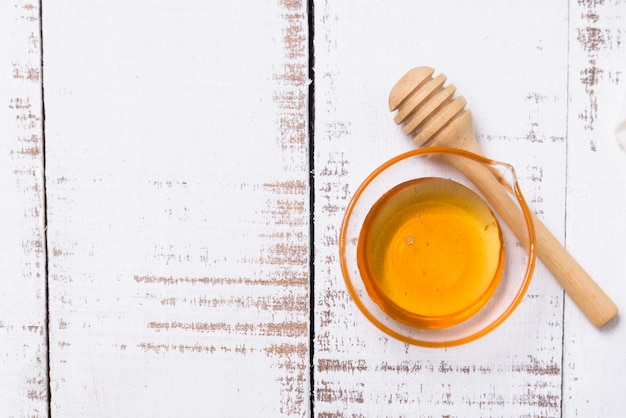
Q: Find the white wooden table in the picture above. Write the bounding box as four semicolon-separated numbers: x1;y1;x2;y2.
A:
2;1;626;416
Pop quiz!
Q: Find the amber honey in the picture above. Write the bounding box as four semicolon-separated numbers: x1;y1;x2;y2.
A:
357;177;504;329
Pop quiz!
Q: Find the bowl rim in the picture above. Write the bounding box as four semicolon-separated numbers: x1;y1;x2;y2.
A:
338;146;537;347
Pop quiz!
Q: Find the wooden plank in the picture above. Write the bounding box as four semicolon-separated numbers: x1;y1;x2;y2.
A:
313;1;568;416
43;1;309;416
0;0;48;416
564;0;626;416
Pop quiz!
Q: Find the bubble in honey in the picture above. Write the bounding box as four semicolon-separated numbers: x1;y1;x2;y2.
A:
357;177;504;329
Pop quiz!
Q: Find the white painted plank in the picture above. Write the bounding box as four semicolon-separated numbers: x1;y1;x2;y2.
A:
314;1;567;416
43;1;309;416
0;0;48;416
564;0;626;416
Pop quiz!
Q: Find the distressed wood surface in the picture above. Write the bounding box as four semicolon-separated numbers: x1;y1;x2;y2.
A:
43;1;309;416
564;1;626;416
0;0;48;416
313;0;622;417
2;0;626;416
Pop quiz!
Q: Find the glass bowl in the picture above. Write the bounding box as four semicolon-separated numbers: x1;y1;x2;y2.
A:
339;146;536;347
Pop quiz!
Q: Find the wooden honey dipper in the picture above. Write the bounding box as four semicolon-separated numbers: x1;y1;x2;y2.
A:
389;66;618;328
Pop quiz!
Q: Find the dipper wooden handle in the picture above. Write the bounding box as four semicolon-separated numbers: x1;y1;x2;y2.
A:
455;154;618;327
390;66;618;327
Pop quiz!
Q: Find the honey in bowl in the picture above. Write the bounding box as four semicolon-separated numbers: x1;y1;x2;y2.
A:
357;177;505;329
